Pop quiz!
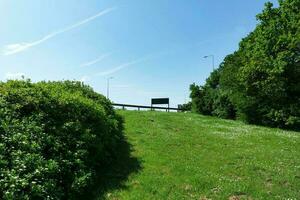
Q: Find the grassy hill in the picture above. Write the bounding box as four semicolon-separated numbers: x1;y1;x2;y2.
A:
95;111;300;200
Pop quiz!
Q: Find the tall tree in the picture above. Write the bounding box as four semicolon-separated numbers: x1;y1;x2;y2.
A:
190;0;300;130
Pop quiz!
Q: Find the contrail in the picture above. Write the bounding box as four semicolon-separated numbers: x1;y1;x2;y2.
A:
2;7;116;56
80;53;112;67
96;56;151;76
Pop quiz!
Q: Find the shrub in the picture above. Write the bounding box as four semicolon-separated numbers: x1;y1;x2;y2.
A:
179;102;192;112
190;69;237;119
190;84;215;116
0;80;124;200
212;92;236;119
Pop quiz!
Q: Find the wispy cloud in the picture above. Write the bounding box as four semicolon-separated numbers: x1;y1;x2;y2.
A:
80;53;111;67
5;72;25;80
96;56;151;76
1;7;116;56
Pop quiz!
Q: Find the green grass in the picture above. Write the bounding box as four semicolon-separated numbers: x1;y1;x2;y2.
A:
97;111;300;200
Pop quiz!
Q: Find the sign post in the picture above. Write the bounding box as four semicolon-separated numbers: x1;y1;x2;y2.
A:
151;98;170;112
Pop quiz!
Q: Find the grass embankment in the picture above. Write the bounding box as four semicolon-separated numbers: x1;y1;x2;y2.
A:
97;111;300;200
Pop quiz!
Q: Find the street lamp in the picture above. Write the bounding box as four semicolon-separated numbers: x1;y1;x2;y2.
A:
204;55;215;70
107;77;114;99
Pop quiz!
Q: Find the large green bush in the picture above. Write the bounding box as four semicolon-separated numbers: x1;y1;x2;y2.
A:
190;0;300;130
0;80;124;199
190;69;236;119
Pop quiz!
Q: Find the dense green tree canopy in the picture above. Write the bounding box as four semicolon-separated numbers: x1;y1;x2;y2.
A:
190;0;300;130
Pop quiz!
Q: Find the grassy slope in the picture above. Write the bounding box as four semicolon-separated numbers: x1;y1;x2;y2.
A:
101;111;300;200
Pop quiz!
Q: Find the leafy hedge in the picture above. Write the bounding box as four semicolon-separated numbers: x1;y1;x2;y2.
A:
0;80;124;199
190;0;300;130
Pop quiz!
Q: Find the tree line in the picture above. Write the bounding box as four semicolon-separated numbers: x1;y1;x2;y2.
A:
190;0;300;130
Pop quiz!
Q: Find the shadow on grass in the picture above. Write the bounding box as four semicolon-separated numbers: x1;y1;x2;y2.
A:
80;138;142;200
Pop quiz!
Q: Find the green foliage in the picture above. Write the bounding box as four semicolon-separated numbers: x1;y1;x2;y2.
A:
178;102;192;112
0;80;124;200
190;69;236;119
190;84;207;114
190;0;300;130
211;92;236;119
179;102;192;112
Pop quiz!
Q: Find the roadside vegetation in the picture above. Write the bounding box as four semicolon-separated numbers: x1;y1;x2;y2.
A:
0;80;125;200
190;0;300;130
0;1;299;200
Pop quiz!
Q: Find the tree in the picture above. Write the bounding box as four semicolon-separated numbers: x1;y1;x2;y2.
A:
190;0;300;130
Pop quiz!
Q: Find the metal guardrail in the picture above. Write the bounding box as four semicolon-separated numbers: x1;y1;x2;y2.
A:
112;103;182;112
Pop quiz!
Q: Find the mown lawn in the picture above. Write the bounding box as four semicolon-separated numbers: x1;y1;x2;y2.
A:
97;111;300;200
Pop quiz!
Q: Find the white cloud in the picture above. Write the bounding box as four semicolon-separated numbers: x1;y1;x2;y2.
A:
5;72;25;80
80;53;111;67
1;7;116;56
96;56;151;76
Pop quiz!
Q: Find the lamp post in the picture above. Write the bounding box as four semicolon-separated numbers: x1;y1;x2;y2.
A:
107;77;113;99
204;55;215;70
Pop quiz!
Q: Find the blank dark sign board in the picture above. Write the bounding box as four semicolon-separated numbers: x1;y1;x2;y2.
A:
151;98;169;105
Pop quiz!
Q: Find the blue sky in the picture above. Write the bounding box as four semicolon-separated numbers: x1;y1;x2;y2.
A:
0;0;278;107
